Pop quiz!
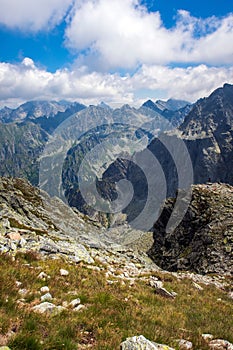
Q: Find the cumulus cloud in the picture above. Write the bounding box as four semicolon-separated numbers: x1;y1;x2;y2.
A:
131;64;233;103
65;0;233;69
0;0;73;31
0;0;232;68
0;58;133;107
0;58;233;108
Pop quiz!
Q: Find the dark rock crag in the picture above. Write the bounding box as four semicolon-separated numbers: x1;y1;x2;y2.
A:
149;183;233;274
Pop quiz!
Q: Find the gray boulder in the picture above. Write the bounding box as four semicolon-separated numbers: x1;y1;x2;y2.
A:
120;335;174;349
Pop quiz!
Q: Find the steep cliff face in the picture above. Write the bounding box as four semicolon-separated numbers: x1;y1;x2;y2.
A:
0;122;48;185
148;183;233;274
179;83;233;185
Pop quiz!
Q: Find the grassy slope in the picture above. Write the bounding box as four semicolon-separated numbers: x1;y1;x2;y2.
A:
0;252;232;350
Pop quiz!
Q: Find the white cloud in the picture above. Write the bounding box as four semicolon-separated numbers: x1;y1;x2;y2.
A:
0;0;232;68
0;0;73;31
131;64;233;103
0;59;133;107
65;0;185;69
65;0;233;69
0;58;233;108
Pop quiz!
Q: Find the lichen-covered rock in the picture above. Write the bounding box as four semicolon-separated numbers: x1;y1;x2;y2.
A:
208;339;233;350
120;335;175;349
149;183;233;274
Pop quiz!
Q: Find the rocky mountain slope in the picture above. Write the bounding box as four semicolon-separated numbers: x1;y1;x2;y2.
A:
0;177;233;349
0;122;48;185
0;100;86;132
0;100;70;123
0;84;233;230
142;98;192;126
149;183;233;274
0;101;175;192
179;83;233;185
149;83;233;187
96;83;233;227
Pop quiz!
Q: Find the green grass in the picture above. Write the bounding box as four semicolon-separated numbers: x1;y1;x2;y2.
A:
0;252;232;349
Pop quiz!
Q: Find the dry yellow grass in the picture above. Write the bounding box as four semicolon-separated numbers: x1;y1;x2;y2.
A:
0;252;232;349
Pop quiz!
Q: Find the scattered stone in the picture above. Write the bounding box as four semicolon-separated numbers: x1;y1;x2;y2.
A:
228;291;233;300
202;334;214;343
192;282;203;291
73;244;95;264
60;268;69;276
6;232;21;241
38;271;49;280
73;304;86;312
40;286;50;293
179;339;193;349
18;288;28;296
208;339;233;350
41;292;53;302
86;265;101;271
32;302;65;315
15;281;22;287
120;335;175;349
149;277;176;299
69;298;81;308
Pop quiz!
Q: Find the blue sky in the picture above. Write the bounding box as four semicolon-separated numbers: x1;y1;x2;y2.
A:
0;0;232;108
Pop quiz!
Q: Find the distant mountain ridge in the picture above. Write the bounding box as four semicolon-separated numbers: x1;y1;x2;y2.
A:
0;84;233;227
85;83;233;226
143;98;191;112
142;98;192;126
0;100;86;133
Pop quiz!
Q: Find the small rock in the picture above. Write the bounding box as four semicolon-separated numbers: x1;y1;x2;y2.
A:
120;335;175;349
19;237;27;247
202;334;214;343
60;268;69;276
69;298;81;308
40;286;50;293
32;302;65;315
73;304;86;312
228;291;233;300
193;282;204;291
41;293;53;302
73;244;95;264
209;339;233;350
149;278;176;299
6;232;21;241
18;288;28;296
38;271;49;280
15;281;22;287
179;339;193;349
86;265;101;271
62;301;69;308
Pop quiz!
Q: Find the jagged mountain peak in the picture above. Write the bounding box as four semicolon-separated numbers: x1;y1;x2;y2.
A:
180;83;233;138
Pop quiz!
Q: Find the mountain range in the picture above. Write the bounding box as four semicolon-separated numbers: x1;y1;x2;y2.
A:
0;84;233;227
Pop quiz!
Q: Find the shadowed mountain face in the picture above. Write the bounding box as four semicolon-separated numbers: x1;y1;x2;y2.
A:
148;183;233;274
179;83;233;185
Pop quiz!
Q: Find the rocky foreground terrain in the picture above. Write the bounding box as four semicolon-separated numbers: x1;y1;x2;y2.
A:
0;177;233;349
